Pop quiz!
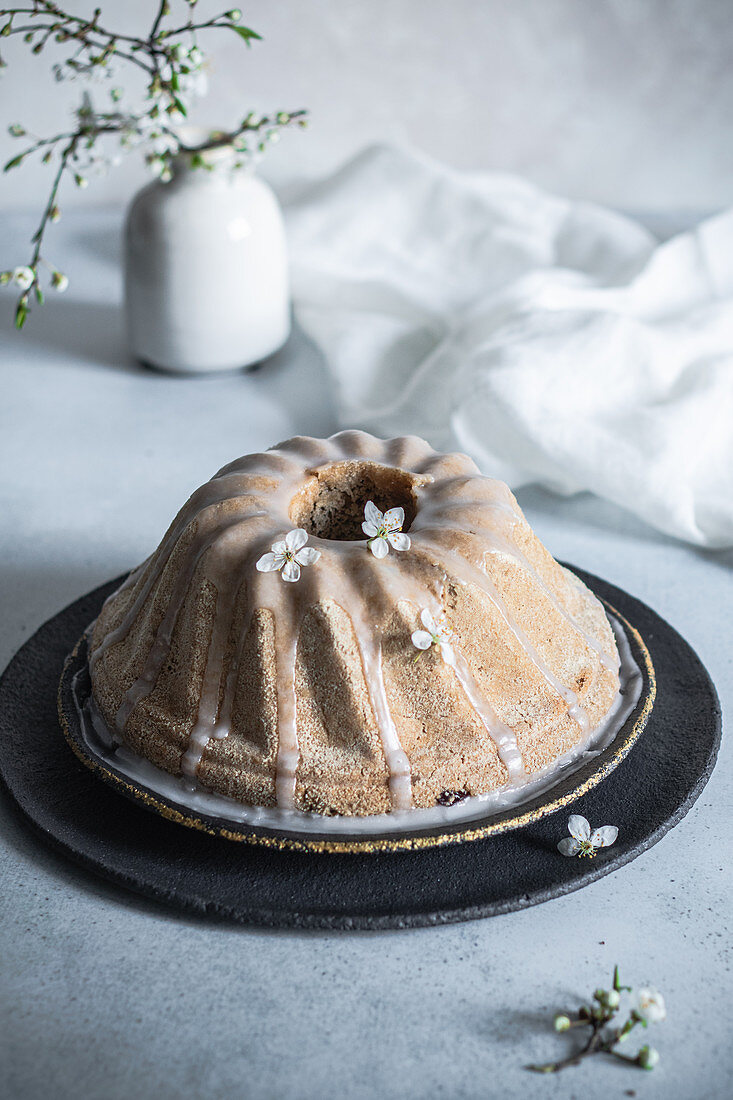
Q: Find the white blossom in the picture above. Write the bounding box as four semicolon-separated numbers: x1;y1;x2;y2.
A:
256;528;321;583
178;68;208;102
557;814;618;858
13;266;34;290
146;154;170;179
51;271;69;293
136;113;158;135
411;608;454;662
150;132;178;157
636;989;666;1024
362;500;410;558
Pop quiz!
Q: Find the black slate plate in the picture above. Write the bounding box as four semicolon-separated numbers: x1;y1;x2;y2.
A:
0;569;721;929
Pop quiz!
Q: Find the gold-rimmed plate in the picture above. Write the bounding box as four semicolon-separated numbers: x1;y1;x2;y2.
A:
58;579;654;855
0;568;720;928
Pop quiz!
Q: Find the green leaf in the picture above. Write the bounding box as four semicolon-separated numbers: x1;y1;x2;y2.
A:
172;96;187;117
15;302;28;329
230;25;262;46
34;285;44;305
4;154;24;171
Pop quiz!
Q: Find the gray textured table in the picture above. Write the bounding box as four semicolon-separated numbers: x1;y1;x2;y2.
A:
0;211;730;1100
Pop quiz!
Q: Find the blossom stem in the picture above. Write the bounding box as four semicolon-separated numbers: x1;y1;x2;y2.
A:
177;110;308;154
149;0;167;45
3;1;308;327
607;1048;643;1067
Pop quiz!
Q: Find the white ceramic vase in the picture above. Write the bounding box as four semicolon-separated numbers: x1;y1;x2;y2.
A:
124;152;291;373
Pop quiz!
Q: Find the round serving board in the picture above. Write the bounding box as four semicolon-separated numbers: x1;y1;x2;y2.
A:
0;569;721;929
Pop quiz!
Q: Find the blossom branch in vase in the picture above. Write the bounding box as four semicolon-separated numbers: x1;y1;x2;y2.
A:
0;0;308;327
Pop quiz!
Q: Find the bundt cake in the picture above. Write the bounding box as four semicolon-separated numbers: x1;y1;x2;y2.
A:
88;431;620;817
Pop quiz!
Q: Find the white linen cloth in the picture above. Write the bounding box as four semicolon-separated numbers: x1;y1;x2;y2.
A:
286;145;733;548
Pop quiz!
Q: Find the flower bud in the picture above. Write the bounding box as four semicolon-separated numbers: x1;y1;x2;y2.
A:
51;271;69;292
13;266;34;290
228;9;242;21
637;1045;660;1070
553;1014;571;1033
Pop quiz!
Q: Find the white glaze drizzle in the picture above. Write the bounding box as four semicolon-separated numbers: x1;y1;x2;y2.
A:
442;646;525;779
89;430;620;814
366;555;525;781
412;537;592;732
412;480;618;674
76;611;640;837
114;514;270;730
335;559;413;810
271;609;300;809
179;525;263;778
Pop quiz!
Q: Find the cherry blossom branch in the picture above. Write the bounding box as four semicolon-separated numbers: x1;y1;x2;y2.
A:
526;966;666;1075
0;2;308;328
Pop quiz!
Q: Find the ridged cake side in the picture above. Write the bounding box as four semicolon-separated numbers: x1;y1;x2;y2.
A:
89;431;619;816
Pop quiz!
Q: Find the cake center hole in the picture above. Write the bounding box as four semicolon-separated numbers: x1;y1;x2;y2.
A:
289;461;419;541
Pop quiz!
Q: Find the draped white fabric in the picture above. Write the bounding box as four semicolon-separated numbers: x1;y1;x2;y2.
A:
287;145;733;547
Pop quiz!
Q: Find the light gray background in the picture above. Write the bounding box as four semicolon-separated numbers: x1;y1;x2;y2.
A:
1;0;733;213
0;209;731;1100
1;3;732;1098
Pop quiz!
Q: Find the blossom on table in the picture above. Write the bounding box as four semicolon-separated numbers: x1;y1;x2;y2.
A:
635;989;666;1024
256;528;321;583
362;500;410;558
557;814;618;858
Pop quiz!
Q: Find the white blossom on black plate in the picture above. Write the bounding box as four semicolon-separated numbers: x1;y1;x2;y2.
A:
557;814;618;859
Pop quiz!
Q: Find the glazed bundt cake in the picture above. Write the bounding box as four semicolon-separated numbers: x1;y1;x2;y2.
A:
89;431;620;816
